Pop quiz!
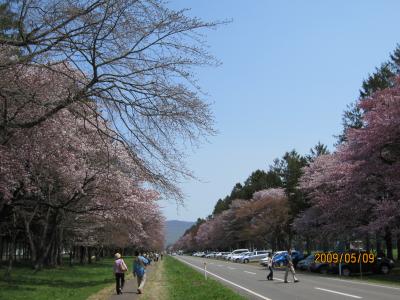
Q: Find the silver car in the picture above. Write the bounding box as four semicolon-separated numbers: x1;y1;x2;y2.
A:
240;250;270;263
215;252;230;259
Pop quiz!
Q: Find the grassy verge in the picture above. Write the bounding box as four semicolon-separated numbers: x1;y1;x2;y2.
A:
142;259;168;300
0;259;117;300
165;256;246;300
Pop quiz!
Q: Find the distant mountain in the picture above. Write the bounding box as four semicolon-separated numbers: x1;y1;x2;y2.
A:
165;220;194;246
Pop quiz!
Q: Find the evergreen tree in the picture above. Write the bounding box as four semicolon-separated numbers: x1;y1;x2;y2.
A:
337;45;400;144
307;141;330;162
212;169;282;215
272;150;308;245
0;1;18;38
212;196;230;215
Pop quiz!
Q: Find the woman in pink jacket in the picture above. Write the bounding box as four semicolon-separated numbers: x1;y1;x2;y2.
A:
113;253;128;295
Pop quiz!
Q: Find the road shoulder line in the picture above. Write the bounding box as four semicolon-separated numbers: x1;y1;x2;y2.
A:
175;257;272;300
315;287;362;299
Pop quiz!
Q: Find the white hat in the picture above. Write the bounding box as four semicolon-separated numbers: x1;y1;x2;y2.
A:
115;253;121;259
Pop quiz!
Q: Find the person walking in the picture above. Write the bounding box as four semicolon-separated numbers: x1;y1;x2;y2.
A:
284;249;299;283
266;254;273;280
113;253;128;295
133;251;149;294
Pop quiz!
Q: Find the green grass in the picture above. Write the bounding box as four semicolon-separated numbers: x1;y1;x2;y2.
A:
165;256;246;300
0;259;117;300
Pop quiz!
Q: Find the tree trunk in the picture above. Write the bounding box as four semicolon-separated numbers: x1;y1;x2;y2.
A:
384;228;393;259
5;242;14;279
5;211;18;279
34;235;55;272
365;234;370;251
49;242;56;267
79;246;86;264
0;236;4;264
305;236;311;255
57;229;63;266
5;233;16;280
397;233;400;261
88;247;92;264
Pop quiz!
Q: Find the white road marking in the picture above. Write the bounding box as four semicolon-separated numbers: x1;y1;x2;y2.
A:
217;264;223;267
228;267;236;270
324;277;400;291
273;278;284;282
315;287;362;299
244;271;257;275
209;262;215;265
176;257;273;300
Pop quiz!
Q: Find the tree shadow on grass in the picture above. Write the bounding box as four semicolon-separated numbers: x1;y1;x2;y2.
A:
1;277;113;289
1;284;37;292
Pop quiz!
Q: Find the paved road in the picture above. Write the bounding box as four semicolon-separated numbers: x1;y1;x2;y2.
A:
174;255;400;300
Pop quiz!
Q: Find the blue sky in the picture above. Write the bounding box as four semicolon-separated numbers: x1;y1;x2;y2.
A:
161;0;400;221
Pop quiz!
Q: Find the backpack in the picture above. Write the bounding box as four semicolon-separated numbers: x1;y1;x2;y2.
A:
134;258;145;277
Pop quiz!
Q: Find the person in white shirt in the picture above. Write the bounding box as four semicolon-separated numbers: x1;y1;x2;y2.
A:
266;254;273;280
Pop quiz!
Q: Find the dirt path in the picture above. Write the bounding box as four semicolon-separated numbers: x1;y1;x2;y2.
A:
87;258;168;300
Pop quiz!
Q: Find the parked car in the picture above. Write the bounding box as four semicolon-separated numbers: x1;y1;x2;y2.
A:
260;251;285;266
215;252;230;259
260;254;272;266
205;252;216;258
297;254;316;270
309;260;331;274
225;249;249;261
330;251;395;276
240;250;270;263
232;251;251;262
193;251;206;257
272;250;304;267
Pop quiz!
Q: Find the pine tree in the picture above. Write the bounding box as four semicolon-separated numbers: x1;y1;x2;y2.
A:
337;44;400;144
0;1;18;38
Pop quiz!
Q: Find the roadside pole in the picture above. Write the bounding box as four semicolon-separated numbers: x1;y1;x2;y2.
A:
204;262;207;280
359;249;362;280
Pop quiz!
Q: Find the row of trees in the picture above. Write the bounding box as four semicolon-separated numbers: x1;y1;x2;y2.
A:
174;46;400;259
174;146;327;252
0;0;218;273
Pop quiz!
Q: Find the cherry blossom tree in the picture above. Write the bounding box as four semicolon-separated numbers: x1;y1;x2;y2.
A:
297;78;400;257
0;0;222;199
0;62;165;270
175;189;290;251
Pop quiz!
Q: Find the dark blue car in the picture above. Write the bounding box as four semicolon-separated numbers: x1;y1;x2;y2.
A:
272;250;304;267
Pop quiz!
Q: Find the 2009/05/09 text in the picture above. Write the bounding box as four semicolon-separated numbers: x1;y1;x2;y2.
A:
314;252;375;264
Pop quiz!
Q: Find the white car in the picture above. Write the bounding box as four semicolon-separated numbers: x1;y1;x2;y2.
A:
225;249;249;261
205;252;216;258
240;250;270;263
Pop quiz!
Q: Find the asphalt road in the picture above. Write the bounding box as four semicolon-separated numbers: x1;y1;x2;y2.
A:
174;255;400;300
